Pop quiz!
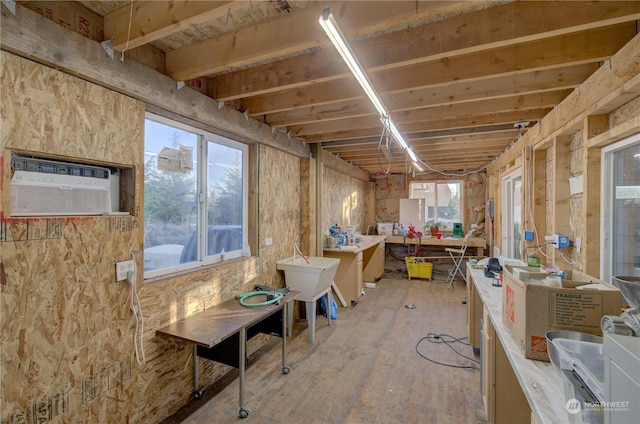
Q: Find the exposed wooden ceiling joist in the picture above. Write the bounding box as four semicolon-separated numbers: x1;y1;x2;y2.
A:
68;0;640;175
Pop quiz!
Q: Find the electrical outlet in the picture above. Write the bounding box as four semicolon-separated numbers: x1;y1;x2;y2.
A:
553;234;570;249
575;236;582;253
115;260;135;281
265;237;272;246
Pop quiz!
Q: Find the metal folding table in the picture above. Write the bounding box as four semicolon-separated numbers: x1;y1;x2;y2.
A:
156;291;300;418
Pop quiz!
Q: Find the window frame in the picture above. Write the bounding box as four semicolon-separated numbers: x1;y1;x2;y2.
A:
143;112;249;281
600;132;640;281
501;167;523;260
409;179;465;232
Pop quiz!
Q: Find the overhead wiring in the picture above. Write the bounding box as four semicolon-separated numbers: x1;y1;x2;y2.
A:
415;158;492;178
376;125;392;174
415;332;479;370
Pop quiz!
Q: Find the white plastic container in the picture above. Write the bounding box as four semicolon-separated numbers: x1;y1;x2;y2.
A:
276;256;339;302
552;337;605;424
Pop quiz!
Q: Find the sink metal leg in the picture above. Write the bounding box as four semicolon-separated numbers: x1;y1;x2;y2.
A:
326;291;332;327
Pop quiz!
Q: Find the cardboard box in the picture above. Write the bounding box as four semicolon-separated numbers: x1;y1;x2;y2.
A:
503;265;623;361
377;222;394;236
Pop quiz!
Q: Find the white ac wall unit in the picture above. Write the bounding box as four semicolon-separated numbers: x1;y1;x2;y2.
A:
10;156;112;216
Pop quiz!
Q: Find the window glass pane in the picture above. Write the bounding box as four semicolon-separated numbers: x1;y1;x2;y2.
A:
143;119;198;272
501;169;522;259
410;181;461;230
204;141;244;257
512;176;522;259
611;142;640;276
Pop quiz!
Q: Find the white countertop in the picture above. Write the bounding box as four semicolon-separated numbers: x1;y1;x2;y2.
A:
323;235;386;254
468;265;567;424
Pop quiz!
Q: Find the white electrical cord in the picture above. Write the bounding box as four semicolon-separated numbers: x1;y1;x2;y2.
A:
128;252;146;366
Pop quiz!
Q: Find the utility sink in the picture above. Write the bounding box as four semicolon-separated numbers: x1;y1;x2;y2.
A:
276;256;339;302
276;256;340;343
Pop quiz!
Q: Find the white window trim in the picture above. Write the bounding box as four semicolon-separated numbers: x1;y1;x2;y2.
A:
501;167;523;259
600;131;640;280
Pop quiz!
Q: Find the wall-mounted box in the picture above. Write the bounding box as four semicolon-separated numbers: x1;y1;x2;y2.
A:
10;155;114;216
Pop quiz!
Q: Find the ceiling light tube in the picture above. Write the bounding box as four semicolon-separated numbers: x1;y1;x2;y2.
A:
385;118;409;150
319;9;387;118
413;162;424;172
407;148;418;163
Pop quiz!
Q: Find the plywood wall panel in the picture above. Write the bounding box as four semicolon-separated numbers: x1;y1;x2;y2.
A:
1;52;141;168
0;39;353;424
1;216;139;423
322;166;369;234
258;145;300;277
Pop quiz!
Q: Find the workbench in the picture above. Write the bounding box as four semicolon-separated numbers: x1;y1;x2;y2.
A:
156;291;300;418
323;235;386;306
467;265;565;424
385;235;486;257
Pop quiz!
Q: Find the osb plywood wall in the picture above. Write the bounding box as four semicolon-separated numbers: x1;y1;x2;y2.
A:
322;166;370;235
1;51;143;422
1;52;302;423
256;144;301;279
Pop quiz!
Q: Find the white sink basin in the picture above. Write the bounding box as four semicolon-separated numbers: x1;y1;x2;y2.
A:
276;256;339;302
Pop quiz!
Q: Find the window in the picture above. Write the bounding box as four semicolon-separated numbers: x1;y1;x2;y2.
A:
409;181;463;231
501;168;522;259
143;114;248;279
601;132;640;281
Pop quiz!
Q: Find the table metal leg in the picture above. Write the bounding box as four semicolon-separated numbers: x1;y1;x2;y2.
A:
282;305;290;374
287;299;293;337
239;327;249;418
193;344;204;399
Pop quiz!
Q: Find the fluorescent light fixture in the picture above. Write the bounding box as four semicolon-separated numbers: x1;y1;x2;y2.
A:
385;118;409;150
319;10;387;118
407;148;418;163
413;162;424;172
319;8;421;167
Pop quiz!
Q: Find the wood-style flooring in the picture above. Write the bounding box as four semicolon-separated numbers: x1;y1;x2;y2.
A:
164;271;487;424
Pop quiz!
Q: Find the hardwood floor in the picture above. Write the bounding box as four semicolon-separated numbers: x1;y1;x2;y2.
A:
165;271;487;424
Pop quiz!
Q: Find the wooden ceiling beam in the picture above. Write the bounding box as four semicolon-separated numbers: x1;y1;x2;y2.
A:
265;66;591;127
290;93;567;136
305;110;548;142
210;3;640;99
326;136;512;153
245;24;631;112
105;1;242;52
336;144;506;160
163;0;493;81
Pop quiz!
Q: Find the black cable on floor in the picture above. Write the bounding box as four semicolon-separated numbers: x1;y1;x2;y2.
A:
415;332;480;370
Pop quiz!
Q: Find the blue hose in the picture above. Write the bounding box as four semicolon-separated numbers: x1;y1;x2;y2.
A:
237;290;283;307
